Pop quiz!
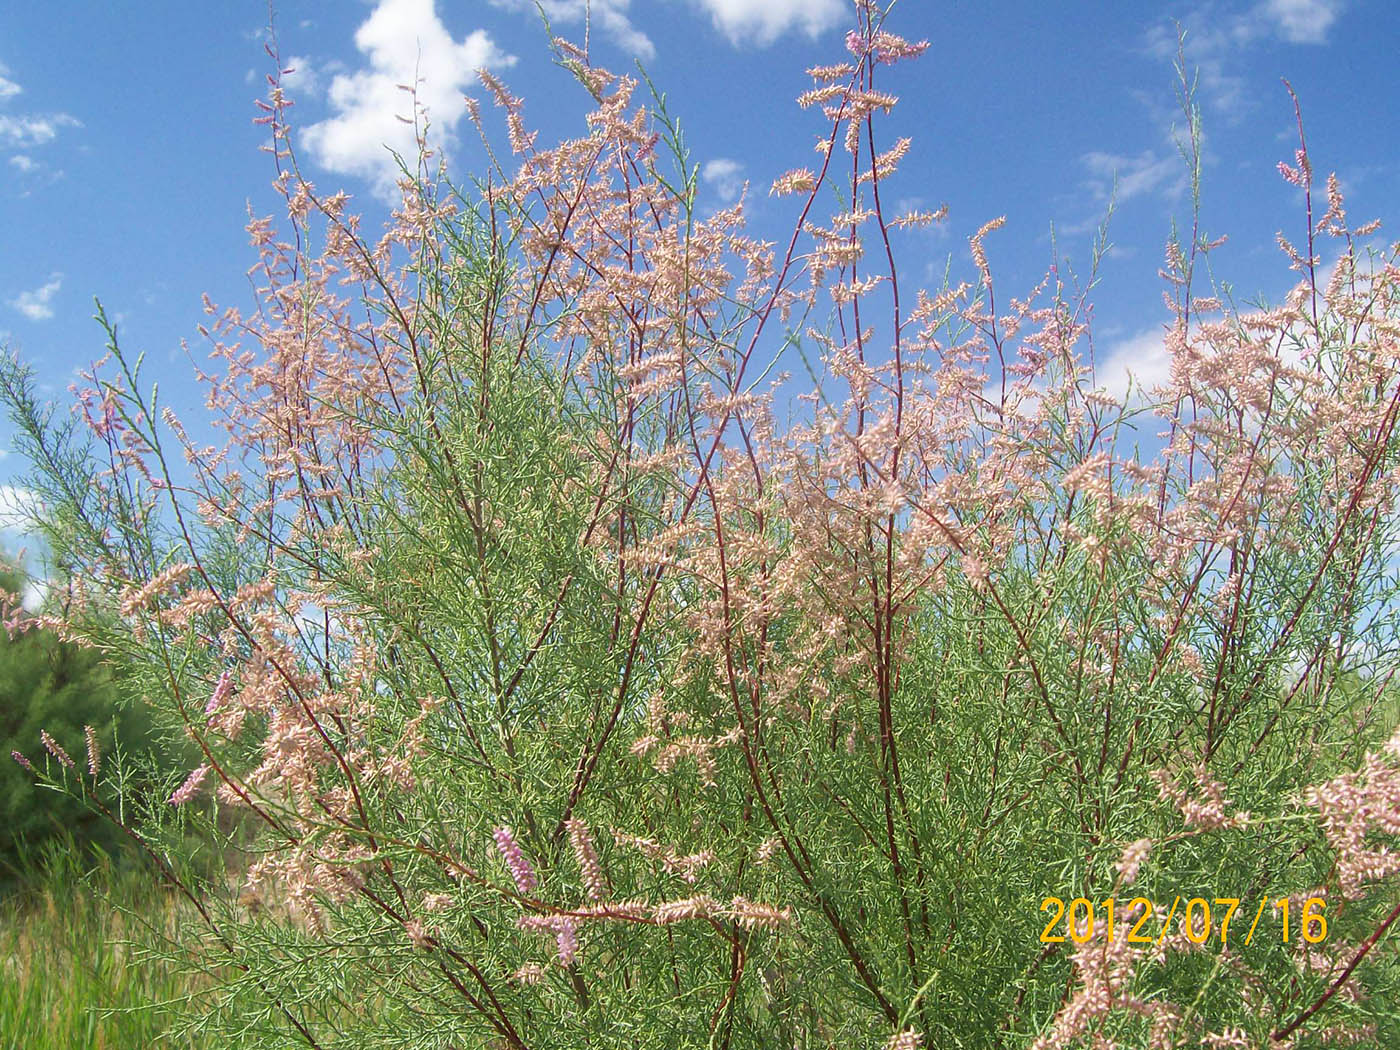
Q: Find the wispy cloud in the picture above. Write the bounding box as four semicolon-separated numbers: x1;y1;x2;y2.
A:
702;157;744;202
9;273;62;321
689;0;846;47
300;0;514;196
1256;0;1344;44
0;112;80;149
1080;149;1183;204
1055;150;1183;238
492;0;655;59
1143;19;1246;123
1143;0;1345;121
1061;0;1347;239
0;60;79;177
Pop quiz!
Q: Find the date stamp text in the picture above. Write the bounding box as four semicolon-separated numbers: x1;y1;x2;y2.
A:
1039;895;1328;946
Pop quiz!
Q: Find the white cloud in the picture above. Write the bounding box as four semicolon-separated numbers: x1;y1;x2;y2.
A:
702;157;744;202
1058;150;1182;236
1080;149;1182;203
0;63;78;154
1143;20;1246;122
0;112;79;149
492;0;655;59
1256;0;1343;44
9;273;62;321
0;484;39;532
280;54;320;97
1094;326;1175;402
8;154;33;173
20;578;46;611
689;0;846;46
300;0;514;195
1143;0;1344;120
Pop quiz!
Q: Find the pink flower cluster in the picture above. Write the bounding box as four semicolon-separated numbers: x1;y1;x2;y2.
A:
168;763;210;805
493;826;538;895
566;819;607;901
205;669;234;716
40;730;74;770
1153;765;1250;832
1305;728;1400;899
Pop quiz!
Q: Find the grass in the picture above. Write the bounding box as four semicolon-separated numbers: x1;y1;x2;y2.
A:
0;847;234;1050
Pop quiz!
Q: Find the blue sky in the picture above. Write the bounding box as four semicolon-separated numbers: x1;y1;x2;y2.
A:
0;0;1396;515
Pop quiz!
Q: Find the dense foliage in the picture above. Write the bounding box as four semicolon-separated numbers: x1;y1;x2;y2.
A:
4;5;1400;1047
0;562;165;879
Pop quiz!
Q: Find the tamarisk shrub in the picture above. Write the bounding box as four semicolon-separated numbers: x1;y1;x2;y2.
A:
5;5;1400;1047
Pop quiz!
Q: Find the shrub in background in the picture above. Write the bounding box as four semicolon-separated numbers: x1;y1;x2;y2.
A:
4;4;1400;1048
0;560;168;882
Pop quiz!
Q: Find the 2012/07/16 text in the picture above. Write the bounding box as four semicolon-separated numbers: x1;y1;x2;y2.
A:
1039;895;1328;946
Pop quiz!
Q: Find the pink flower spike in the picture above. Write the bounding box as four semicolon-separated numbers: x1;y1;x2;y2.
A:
168;763;210;805
11;750;33;772
205;670;233;717
493;826;538;894
555;917;578;966
566;818;607;901
40;730;75;769
84;725;100;778
1116;838;1152;886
